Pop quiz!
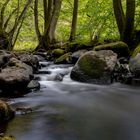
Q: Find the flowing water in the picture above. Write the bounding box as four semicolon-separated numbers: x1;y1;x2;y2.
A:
1;61;140;140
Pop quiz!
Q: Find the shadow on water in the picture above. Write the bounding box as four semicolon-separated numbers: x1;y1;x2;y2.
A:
1;62;140;140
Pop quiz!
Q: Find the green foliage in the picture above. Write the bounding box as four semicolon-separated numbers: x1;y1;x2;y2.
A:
135;0;140;30
14;41;37;51
1;0;140;50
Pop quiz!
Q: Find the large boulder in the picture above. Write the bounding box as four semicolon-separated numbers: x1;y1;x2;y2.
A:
70;50;117;84
94;41;130;57
0;58;33;96
129;53;140;77
0;100;15;123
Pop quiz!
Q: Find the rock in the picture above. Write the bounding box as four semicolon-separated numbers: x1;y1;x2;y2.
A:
34;51;48;59
37;70;51;74
129;53;140;77
54;53;72;64
66;42;92;52
71;50;87;64
0;100;15;123
27;80;40;91
52;49;65;57
94;41;130;57
0;58;33;96
0;135;16;140
54;74;63;81
16;53;39;73
47;73;63;81
70;50;117;84
39;61;53;68
34;55;45;61
112;58;133;84
16;106;33;114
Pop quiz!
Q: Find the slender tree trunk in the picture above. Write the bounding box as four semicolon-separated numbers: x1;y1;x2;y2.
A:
34;0;62;50
48;0;62;43
44;0;62;47
113;0;125;40
43;0;48;31
34;0;41;41
0;0;10;30
69;0;79;41
123;0;135;45
113;0;136;47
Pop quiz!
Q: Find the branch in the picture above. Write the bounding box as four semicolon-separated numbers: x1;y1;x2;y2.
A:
0;0;11;29
4;8;17;30
9;0;32;37
12;19;24;47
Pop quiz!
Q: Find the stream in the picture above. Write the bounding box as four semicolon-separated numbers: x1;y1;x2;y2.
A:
1;61;140;140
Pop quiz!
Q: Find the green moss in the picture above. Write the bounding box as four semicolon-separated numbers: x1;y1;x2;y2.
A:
94;41;130;57
78;54;106;78
66;41;92;52
0;135;16;140
55;52;72;64
0;100;15;123
132;44;140;57
52;49;65;57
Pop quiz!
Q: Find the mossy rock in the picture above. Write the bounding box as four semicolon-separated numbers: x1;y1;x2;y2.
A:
52;49;65;57
94;41;130;57
78;54;106;78
0;100;15;123
54;52;72;64
66;42;92;52
132;43;140;57
0;135;16;140
70;50;117;84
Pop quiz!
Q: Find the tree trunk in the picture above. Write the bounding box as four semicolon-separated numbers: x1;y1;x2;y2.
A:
34;0;41;40
35;0;62;50
45;0;62;45
113;0;125;40
69;0;79;41
0;0;32;50
123;0;135;46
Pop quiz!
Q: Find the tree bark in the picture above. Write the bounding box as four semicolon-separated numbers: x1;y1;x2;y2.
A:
34;0;41;41
113;0;125;40
0;0;32;50
47;0;62;43
123;0;135;45
69;0;79;41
